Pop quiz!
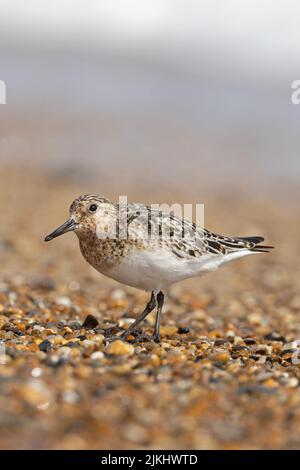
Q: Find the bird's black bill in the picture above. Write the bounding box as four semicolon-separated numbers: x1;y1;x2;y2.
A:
44;219;77;242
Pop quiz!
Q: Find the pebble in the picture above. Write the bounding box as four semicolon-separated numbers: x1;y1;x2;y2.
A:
19;379;51;409
44;353;63;367
160;325;178;337
121;423;149;445
263;378;279;389
110;289;126;300
178;326;190;334
265;332;286;342
282;341;300;352
31;367;43;378
93;334;104;345
55;296;72;307
58;346;72;359
91;351;105;361
39;339;54;352
150;354;161;367
82;314;99;329
211;351;230;364
248;313;262;325
244;338;257;345
287;377;299;387
112;363;133;375
105;340;134;356
0;314;9;329
61;390;80;405
32;325;45;331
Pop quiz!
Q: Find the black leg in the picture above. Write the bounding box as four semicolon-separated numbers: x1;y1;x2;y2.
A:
152;291;164;343
122;291;156;340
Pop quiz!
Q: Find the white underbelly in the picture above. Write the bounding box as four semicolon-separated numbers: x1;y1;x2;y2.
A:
98;247;254;291
101;249;181;291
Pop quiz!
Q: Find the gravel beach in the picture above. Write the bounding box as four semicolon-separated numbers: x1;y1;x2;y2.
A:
1;167;300;450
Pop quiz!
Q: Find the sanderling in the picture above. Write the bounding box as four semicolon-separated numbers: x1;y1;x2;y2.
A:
45;194;273;342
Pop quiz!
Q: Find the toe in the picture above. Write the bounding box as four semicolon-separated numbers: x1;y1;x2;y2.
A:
152;333;161;343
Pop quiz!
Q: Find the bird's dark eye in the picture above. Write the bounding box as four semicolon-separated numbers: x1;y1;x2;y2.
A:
89;204;98;212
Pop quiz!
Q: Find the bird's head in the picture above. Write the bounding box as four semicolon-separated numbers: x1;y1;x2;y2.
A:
44;194;112;242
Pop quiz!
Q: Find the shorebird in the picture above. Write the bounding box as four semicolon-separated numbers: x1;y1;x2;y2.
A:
45;194;273;342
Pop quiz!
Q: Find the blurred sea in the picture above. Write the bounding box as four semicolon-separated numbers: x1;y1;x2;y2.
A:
0;38;299;194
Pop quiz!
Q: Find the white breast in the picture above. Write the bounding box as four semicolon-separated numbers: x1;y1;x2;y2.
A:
100;246;255;292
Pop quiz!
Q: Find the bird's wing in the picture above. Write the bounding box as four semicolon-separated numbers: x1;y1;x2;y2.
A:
115;203;273;257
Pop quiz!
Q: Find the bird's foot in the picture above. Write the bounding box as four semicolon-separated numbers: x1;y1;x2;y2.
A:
129;332;154;343
121;328;153;343
152;332;161;343
103;325;123;342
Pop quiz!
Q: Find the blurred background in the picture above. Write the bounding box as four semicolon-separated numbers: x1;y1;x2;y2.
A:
1;0;299;286
1;0;300;450
1;0;300;191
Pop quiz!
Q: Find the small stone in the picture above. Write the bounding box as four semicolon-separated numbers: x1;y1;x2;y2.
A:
150;354;160;367
82;339;94;348
91;351;105;361
55;296;72;307
61;390;80;404
248;313;262;325
82;314;99;329
214;339;228;346
39;339;54;352
19;380;50;409
282;341;300;352
28;343;40;352
93;334;104;345
232;336;245;345
66;340;80;348
160;326;178;337
287;377;299;387
51;335;66;345
77;335;87;341
121;423;149;445
244;338;257;345
178;326;190;334
63;326;73;334
257;355;267;364
58;346;72;359
265;332;286;342
32;325;45;332
113;363;133;374
31;367;43;378
105;339;134;356
253;344;272;355
110;289;126;300
211;351;230;364
17;322;26;331
44;354;62;367
68;321;82;330
263;378;278;389
272;342;282;354
75;365;91;379
0;315;9;329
